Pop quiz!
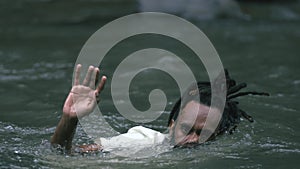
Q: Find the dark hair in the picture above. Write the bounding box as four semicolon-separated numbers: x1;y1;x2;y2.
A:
167;70;269;136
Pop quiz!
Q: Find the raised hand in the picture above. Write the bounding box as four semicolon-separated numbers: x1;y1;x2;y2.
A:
51;64;106;151
63;64;106;119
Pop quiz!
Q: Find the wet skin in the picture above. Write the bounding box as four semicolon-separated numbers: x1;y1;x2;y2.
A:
51;64;220;152
169;101;220;146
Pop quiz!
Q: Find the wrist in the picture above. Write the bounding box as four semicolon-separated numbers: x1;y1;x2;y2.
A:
62;107;78;119
62;111;78;122
51;110;78;149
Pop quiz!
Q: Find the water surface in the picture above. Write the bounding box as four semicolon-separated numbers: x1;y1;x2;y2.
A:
0;0;299;168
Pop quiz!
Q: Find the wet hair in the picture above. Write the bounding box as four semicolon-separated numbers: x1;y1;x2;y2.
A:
168;70;269;136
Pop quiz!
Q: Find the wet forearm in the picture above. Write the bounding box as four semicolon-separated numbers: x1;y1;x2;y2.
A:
51;113;78;150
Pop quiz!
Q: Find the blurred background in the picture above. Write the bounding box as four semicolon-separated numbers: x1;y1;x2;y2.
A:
0;0;299;168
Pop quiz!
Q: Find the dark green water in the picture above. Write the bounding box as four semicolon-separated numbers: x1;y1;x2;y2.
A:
1;0;300;168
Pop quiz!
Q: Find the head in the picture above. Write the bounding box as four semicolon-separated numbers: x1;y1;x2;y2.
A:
168;70;269;147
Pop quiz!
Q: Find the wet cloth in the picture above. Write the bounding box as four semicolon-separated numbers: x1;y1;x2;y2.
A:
94;126;169;154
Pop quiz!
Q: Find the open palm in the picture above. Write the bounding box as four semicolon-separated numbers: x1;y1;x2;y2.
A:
63;64;106;119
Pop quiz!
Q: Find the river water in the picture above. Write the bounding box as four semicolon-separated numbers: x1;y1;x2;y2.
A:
0;0;299;168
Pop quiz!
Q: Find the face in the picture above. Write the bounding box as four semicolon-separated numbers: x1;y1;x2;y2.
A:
169;101;220;147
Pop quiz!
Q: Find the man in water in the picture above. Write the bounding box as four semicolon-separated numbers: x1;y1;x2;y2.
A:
51;64;268;153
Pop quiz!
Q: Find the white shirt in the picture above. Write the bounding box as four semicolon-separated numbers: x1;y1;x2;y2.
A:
94;126;171;157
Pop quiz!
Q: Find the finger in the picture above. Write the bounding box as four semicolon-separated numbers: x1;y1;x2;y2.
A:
73;64;81;86
89;67;99;89
83;66;94;86
96;94;100;103
96;76;107;94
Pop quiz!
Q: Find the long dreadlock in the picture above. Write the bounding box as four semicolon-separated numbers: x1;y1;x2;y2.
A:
167;70;269;137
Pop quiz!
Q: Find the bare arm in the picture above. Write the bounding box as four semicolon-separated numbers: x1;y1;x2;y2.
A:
51;64;106;152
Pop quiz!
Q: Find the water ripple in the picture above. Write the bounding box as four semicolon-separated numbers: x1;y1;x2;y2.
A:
0;62;72;81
